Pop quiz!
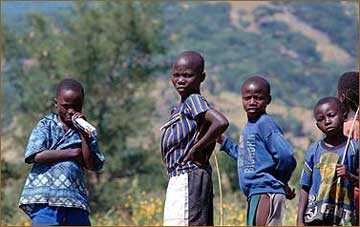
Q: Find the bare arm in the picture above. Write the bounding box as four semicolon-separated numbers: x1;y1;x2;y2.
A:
336;164;359;186
72;112;101;171
78;132;97;170
182;108;229;164
297;185;310;226
34;148;82;164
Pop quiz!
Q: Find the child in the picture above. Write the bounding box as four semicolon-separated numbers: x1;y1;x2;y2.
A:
217;76;297;226
338;71;359;140
296;97;358;226
18;78;105;226
160;51;229;226
338;71;359;225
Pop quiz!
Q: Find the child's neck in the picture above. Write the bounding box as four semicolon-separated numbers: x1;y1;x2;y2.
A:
180;91;201;104
57;115;71;132
323;133;347;147
247;112;266;122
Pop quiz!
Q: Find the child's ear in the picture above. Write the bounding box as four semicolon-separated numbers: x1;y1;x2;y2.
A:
338;93;346;103
200;71;206;82
267;95;272;105
342;111;347;122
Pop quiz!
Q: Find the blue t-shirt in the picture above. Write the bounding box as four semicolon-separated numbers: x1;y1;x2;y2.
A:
160;94;211;177
220;114;296;199
19;113;105;216
300;139;358;225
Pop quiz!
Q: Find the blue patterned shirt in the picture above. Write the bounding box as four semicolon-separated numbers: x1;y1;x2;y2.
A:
160;94;211;177
19;112;105;215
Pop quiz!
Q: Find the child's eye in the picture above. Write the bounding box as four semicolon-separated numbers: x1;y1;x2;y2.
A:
254;96;264;100
328;112;337;117
316;117;324;122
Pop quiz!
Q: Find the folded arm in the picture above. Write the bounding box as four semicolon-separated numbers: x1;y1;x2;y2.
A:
267;132;297;184
32;148;82;164
182;108;229;164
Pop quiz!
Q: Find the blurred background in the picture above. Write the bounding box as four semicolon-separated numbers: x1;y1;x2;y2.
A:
1;1;358;225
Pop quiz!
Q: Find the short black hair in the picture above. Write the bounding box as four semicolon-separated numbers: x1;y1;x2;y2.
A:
177;50;205;74
338;71;359;110
242;76;271;94
314;97;344;116
56;78;84;99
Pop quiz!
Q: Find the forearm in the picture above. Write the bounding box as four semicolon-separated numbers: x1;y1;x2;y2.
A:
193;109;229;151
34;149;80;164
79;133;97;170
297;186;310;226
270;133;297;183
219;136;239;160
194;121;228;152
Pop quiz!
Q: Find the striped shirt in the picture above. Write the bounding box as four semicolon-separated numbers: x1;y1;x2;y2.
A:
160;94;211;177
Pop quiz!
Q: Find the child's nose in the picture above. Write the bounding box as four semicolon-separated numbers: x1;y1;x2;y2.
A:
249;97;256;104
324;117;331;124
177;78;185;84
68;108;75;114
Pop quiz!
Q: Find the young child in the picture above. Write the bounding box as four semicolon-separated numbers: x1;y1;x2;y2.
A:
217;76;297;226
18;78;105;226
160;51;229;226
338;71;359;140
296;97;358;226
338;71;359;225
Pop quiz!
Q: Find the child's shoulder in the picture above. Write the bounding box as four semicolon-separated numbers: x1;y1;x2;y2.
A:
256;114;281;132
258;114;276;124
183;93;211;109
36;112;58;126
185;93;208;102
307;140;322;151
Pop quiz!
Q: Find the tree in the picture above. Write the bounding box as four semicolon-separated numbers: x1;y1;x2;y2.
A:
2;1;167;214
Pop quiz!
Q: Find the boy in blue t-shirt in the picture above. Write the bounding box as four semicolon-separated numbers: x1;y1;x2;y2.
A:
297;97;358;226
217;76;297;226
161;51;229;226
19;78;105;226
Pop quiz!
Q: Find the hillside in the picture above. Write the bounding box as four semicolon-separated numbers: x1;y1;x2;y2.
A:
161;1;357;108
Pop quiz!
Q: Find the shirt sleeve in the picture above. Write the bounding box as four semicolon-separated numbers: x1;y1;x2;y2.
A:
352;140;358;176
184;94;211;119
300;143;317;186
24;120;49;164
263;125;297;184
220;136;239;160
88;137;105;172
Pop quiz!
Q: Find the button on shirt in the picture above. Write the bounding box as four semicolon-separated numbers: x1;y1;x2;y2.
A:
19;112;105;216
160;94;211;177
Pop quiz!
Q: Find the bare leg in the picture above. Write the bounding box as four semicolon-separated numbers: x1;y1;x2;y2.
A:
255;194;270;226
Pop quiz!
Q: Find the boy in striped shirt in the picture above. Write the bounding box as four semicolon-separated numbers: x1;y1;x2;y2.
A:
160;50;229;226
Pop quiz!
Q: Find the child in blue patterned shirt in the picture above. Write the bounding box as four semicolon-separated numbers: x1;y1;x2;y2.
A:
19;78;105;226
